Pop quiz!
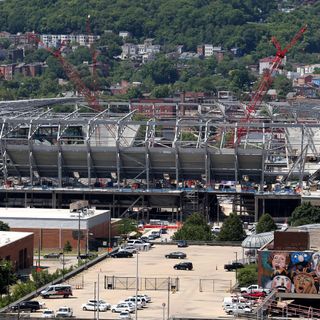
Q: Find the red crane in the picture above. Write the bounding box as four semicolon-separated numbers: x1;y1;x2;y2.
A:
28;32;102;112
237;25;307;142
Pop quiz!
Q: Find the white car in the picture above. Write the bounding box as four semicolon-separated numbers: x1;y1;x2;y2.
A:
136;294;151;303
120;299;143;310
127;239;151;250
41;309;55;318
125;296;146;308
82;301;109;312
119;246;137;254
119;311;132;319
56;306;73;317
111;303;135;313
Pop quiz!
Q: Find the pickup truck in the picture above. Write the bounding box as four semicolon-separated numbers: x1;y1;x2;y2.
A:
224;262;244;271
240;284;270;295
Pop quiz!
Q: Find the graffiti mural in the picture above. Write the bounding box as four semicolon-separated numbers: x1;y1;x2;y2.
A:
259;251;320;294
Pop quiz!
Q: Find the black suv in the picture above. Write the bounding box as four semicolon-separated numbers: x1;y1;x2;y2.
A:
165;252;187;259
173;262;193;270
12;301;40;312
110;250;133;258
177;240;188;248
43;253;61;259
224;262;244;271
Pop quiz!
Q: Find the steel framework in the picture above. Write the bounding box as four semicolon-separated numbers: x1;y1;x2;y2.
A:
1;99;320;190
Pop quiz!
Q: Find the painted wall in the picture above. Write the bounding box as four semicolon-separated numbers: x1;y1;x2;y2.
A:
259;251;320;294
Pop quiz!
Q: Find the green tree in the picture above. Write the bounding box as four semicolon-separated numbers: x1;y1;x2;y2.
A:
117;218;137;240
63;241;72;253
0;221;10;231
0;261;16;294
290;202;320;226
218;213;246;241
173;212;213;241
255;213;277;234
238;264;258;287
272;74;293;99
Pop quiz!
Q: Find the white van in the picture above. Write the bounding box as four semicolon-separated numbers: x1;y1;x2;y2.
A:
40;285;73;298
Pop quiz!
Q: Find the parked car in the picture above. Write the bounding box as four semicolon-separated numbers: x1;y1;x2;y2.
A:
242;291;267;299
41;309;55;318
82;300;109;312
136;294;151;303
43;253;61;259
40;285;72;298
165;252;187;259
240;285;270;295
151;231;161;238
224;262;244;271
147;234;158;240
119;246;137;254
160;228;167;234
12;301;41;312
111;303;135;313
125;296;146;308
79;252;96;259
177;240;188;248
119;311;132;319
225;304;252;315
173;262;193;270
110;250;133;258
88;299;111;309
127;239;151;250
55;306;73;317
120;299;143;310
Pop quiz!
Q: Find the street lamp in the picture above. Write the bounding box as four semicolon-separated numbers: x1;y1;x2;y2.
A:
135;251;139;320
234;251;238;282
77;211;81;262
162;302;166;320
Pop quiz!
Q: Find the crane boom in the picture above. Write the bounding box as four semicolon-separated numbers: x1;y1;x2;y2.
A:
237;25;307;141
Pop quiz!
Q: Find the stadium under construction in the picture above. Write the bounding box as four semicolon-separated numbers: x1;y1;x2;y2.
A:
1;97;320;222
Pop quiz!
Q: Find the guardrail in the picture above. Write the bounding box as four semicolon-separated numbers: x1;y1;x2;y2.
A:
0;250;113;314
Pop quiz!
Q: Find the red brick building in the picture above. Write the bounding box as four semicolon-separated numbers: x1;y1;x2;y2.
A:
0;208;113;251
0;231;34;271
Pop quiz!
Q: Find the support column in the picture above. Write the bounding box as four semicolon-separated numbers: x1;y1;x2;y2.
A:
52;192;56;209
254;196;259;222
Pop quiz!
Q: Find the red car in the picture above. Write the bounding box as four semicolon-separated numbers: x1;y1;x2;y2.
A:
242;291;266;299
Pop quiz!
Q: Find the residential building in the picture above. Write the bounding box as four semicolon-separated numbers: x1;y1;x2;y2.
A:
0;64;15;80
259;57;274;75
198;44;225;61
40;34;100;48
297;64;320;76
0;231;34;271
7;48;24;63
119;31;131;39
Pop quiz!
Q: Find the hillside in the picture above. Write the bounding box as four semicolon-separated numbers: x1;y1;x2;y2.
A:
0;0;319;58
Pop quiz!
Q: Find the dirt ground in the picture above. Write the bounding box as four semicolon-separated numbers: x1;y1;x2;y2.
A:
29;244;241;319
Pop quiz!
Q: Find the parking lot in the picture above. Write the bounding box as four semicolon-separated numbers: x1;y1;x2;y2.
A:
31;244;242;319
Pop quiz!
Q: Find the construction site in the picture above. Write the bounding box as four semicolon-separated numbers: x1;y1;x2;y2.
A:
0;96;319;222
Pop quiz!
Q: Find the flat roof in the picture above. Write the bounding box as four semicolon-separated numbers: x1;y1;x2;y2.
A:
0;231;33;248
0;207;109;220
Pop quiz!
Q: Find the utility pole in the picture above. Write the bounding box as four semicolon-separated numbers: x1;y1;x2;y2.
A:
77;211;81;263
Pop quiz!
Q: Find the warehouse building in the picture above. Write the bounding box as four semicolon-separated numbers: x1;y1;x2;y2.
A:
0;231;34;270
0;207;112;251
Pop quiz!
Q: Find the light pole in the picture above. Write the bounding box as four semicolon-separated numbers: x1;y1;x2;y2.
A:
86;231;94;255
135;251;139;320
162;302;166;320
77;211;81;263
234;251;238;282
